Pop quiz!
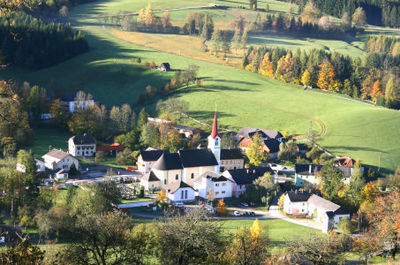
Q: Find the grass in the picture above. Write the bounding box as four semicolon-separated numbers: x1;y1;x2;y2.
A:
25;128;72;157
1;0;400;173
121;198;152;203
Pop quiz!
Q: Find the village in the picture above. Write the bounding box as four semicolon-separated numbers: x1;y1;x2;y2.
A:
18;107;370;234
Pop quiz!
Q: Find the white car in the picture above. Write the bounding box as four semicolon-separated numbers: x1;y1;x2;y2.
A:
174;202;185;208
240;202;249;207
233;211;241;217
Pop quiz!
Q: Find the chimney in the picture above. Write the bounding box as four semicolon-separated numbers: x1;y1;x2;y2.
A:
309;165;312;173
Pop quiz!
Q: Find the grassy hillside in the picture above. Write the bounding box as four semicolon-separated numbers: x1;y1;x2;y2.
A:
1;0;400;172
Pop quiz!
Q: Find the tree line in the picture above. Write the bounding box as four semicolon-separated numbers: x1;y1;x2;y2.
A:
365;35;400;56
242;46;400;109
0;12;88;69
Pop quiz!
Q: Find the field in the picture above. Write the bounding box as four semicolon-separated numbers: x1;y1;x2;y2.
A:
1;0;400;172
25;128;72;157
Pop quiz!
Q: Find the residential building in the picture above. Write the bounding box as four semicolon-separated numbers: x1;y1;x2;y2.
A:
294;164;323;187
283;191;350;233
16;159;46;173
193;171;233;199
164;181;195;202
158;63;171;72
61;93;95;113
220;149;244;171
55;169;68;180
140;171;161;191
68;134;96;157
237;127;283;142
174;124;202;138
222;167;273;198
238;137;281;159
42;149;79;170
334;156;355;168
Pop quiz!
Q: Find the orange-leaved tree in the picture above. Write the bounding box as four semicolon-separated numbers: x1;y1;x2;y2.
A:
317;60;335;90
216;198;227;216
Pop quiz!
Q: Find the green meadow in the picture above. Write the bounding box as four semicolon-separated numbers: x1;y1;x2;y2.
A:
1;0;400;172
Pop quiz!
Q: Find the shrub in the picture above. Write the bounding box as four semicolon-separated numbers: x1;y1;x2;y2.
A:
95;151;108;162
137;186;145;198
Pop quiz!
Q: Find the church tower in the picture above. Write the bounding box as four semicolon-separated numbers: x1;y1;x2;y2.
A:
208;111;221;172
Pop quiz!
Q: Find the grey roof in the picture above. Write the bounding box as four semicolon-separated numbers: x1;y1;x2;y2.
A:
142;171;160;182
152;153;183;170
224;167;273;185
139;150;168;162
196;171;232;183
308;194;341;212
164;181;193;194
174;124;198;132
337;166;353;178
43;149;70;161
238;127;282;140
263;139;280;153
70;134;96;145
287;191;312;202
178;149;218;168
220;149;243;160
295;164;323;176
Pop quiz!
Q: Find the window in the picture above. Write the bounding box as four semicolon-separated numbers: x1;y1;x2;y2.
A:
301;209;304;212
222;191;225;194
164;179;167;185
215;183;219;187
181;190;184;199
191;173;194;179
215;192;219;195
175;174;179;180
222;183;226;186
185;190;188;199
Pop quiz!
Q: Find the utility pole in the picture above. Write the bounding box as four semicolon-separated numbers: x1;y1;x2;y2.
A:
378;152;382;172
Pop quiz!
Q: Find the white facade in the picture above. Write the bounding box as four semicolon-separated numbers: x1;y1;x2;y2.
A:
42;153;79;171
295;173;319;187
68;138;96;157
56;170;68;180
16;159;46;173
194;172;233;199
207;135;221;173
283;195;309;215
167;187;195;202
67;99;94;113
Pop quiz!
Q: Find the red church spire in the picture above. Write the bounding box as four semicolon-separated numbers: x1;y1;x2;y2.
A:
211;111;218;138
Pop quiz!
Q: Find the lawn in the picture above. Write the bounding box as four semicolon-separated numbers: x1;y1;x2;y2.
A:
2;0;400;173
25;128;72;157
121;197;152;203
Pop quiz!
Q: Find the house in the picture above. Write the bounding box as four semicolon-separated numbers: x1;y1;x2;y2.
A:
61;93;94;113
238;137;281;159
283;191;350;233
334;156;355;168
222;167;273;198
158;63;171;72
164;181;195;202
137;149;169;173
220;149;244;171
283;191;311;215
294;164;323;187
237;127;283;142
96;143;125;156
174;124;202;138
193;171;233;199
42;149;79;171
140;171;161;191
68;134;96;157
55;169;68;180
16;159;46;173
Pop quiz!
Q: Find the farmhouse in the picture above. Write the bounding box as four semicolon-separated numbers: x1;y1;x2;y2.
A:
220;149;245;171
238;136;281;159
294;164;323;187
16;159;46;173
68;134;96;157
42;149;79;170
61;93;94;113
158;62;171;72
334;156;355;167
164;181;195;202
193;171;233;199
237;127;283;142
222;167;273;198
283;191;350;233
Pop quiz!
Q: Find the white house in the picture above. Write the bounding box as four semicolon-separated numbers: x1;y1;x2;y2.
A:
42;149;79;170
283;191;350;233
193;171;233;199
294;164;323;187
68;134;96;157
16;159;46;173
55;169;68;180
61;93;94;113
140;171;161;191
164;181;195;202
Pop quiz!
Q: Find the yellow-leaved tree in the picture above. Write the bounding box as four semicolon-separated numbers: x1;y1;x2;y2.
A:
258;52;274;77
317;60;335;90
250;218;262;239
156;189;168;203
216;198;227;216
301;69;311;86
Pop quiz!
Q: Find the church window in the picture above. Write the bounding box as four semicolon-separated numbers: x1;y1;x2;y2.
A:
215;139;218;146
175;174;179;180
191;173;194;179
164;179;167;185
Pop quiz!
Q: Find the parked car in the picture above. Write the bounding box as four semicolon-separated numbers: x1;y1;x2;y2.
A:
240;202;249;207
174;202;185;208
204;204;216;213
249;211;256;217
242;211;250;216
233;211;241;217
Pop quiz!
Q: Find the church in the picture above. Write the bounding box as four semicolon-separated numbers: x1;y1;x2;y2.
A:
140;111;245;195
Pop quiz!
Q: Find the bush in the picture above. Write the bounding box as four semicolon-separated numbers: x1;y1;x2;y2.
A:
137;186;145;198
137;57;142;63
116;149;134;165
95;151;108;162
144;61;150;68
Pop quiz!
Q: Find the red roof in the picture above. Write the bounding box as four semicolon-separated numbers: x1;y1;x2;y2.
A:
334;156;355;167
97;143;124;151
210;111;219;138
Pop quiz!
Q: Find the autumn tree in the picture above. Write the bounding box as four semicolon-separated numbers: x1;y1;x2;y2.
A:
301;69;312;86
352;7;367;27
245;133;268;167
385;76;397;107
348;161;365;208
241;29;248;49
207;187;215;203
224;223;269;265
211;28;222;55
317;60;335;90
0;238;44;265
231;28;241;55
300;0;321;24
258;52;274;77
370;80;382;102
387;166;400;191
320;163;343;201
216;198;227;216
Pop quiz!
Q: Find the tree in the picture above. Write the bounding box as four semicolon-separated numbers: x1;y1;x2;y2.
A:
95;151;108;162
156;98;189;120
317;60;335;90
1;136;17;157
140;123;160;148
222;31;231;57
216;198;227;216
245;133;268;167
278;193;285;210
278;140;298;161
156;208;224;265
231;28;241;55
16;149;36;174
211;28;221;55
59;5;68;17
385;77;397;107
156;189;168;204
207;187;215;203
241;29;248;49
258;52;274;77
348;161;365;208
137;108;149;131
49;99;69;129
116;148;134;165
55;211;150;265
352;7;367;27
301;69;312;86
249;0;257;10
224;225;269;265
161;11;172;32
370;80;382;102
287;232;351;265
0;238;44;265
387;166;400;191
301;0;321;24
320;163;343;201
221;133;238;149
365;191;400;259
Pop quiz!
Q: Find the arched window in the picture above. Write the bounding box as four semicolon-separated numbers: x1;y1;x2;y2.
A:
175;174;179;180
191;173;194;179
